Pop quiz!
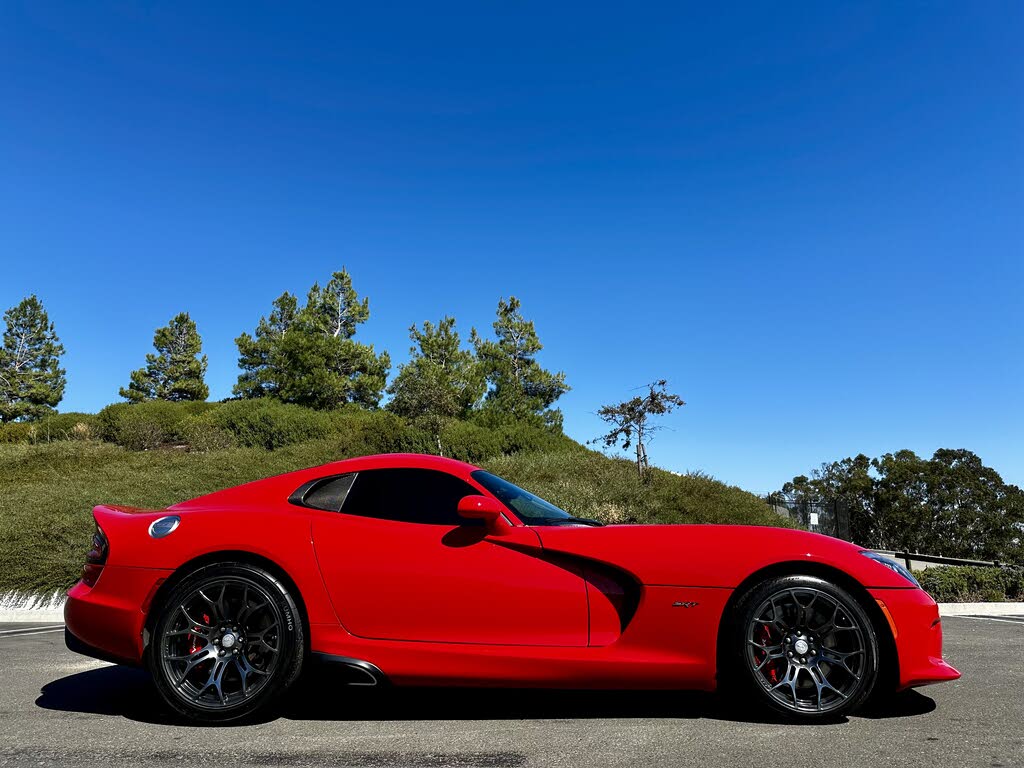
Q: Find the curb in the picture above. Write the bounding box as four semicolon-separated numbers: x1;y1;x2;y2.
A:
938;601;1024;617
0;591;66;623
0;609;65;623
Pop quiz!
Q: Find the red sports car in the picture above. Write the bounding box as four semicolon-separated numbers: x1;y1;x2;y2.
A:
65;453;959;722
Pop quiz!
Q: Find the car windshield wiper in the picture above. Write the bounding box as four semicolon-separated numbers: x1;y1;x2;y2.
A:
533;515;605;527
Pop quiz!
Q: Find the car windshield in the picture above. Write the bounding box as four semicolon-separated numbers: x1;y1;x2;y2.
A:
470;470;574;525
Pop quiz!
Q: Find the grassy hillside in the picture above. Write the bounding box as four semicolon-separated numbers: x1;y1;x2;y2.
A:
0;435;792;595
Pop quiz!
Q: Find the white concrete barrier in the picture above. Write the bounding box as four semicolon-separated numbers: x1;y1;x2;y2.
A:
939;602;1024;616
0;591;66;623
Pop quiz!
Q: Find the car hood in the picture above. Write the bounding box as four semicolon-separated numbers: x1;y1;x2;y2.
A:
534;524;912;589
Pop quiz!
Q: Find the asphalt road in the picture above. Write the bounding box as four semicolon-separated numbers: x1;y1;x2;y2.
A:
0;617;1021;768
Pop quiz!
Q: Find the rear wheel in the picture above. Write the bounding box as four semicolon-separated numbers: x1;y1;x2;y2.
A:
728;575;879;720
148;562;304;723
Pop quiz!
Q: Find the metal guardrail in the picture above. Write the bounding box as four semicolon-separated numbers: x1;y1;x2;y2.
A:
874;550;1004;571
767;496;1012;570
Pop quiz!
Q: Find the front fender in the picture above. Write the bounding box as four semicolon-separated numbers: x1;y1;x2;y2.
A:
535;524;911;589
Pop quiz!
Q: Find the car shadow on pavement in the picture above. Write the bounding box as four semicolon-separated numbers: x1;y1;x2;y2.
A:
36;664;936;727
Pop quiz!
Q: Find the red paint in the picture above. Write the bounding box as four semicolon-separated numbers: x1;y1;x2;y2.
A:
869;587;961;689
312;513;589;646
65;452;960;692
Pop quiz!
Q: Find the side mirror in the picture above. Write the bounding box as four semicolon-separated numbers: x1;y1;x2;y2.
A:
457;495;511;534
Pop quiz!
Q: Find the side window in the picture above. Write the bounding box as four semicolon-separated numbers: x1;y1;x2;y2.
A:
289;474;356;512
341;468;483;526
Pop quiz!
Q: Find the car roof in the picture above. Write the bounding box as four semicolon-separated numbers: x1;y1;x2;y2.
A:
170;453;485;511
317;453;482;476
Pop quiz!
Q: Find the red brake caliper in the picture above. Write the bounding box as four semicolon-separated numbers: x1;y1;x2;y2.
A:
187;613;211;655
755;623;780;684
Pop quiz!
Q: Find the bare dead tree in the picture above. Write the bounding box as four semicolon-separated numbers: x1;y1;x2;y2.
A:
592;380;685;481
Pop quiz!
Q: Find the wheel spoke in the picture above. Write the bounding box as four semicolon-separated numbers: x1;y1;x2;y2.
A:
812;601;840;635
247;622;280;654
766;596;788;633
166;627;211;639
237;651;270;678
819;647;864;678
172;647;215;687
770;663;801;704
236;586;254;624
197;589;221;622
179;605;211;631
233;657;250;696
802;592;819;626
808;664;848;711
753;646;785;671
195;658;229;704
165;645;210;662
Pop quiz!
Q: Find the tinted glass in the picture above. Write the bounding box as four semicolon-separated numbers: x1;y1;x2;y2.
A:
341;468;482;526
301;474;356;512
470;470;572;524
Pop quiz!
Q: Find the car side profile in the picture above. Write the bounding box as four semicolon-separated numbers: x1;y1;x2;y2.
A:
64;453;960;722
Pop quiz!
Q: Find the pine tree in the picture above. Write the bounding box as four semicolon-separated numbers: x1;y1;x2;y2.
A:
235;292;299;399
0;295;66;422
120;312;209;402
471;296;568;427
387;316;484;449
233;269;390;409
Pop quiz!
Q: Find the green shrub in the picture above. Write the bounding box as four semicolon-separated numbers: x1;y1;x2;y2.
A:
915;565;1024;603
434;420;578;463
0;413;100;443
191;399;333;450
439;420;503;463
495;422;580;457
329;409;435;456
180;416;237;451
0;422;36;444
36;412;100;441
98;401;217;450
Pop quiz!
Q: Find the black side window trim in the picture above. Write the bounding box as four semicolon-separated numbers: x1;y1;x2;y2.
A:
288;473;356;512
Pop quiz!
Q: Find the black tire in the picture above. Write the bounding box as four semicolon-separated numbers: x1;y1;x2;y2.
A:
725;574;879;720
148;562;304;723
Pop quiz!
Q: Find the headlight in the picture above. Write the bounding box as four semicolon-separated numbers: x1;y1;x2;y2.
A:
860;551;920;587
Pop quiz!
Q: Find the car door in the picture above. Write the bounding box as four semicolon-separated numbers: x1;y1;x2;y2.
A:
310;467;589;646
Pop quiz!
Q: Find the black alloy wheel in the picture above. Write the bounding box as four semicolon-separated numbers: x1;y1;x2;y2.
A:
148;562;304;723
731;575;879;719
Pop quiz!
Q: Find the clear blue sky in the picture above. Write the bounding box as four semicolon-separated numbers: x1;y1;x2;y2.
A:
2;3;1021;493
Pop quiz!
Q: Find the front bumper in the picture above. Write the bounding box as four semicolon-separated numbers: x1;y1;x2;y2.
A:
869;587;961;690
64;564;174;666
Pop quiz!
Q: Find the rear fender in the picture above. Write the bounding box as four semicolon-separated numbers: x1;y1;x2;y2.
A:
91;504;339;627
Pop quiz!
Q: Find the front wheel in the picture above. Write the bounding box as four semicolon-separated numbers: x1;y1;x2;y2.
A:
728;575;879;720
148;562;304;723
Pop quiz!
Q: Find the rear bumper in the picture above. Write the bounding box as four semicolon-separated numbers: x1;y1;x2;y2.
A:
869;587;961;690
64;564;174;666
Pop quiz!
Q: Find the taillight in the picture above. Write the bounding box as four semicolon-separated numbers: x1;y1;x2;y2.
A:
81;523;108;586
